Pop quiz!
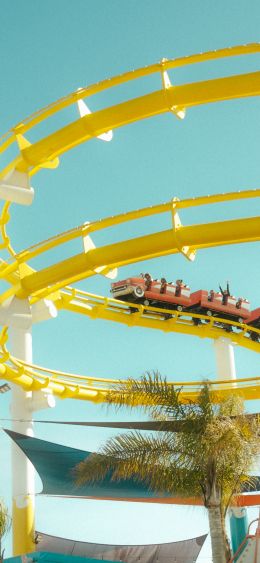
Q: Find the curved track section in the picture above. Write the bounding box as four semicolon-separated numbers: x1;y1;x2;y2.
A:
0;190;259;355
0;190;259;302
0;44;260;179
58;288;260;352
0;45;259;403
0;328;259;402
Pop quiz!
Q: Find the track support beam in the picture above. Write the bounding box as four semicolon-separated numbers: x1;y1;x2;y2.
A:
7;299;56;556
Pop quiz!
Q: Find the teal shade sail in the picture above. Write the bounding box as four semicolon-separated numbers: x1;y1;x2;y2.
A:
4;430;260;499
4;429;165;499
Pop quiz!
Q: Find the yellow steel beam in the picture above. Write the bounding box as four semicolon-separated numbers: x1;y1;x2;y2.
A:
0;188;258;304
15;215;260;297
0;45;255;141
0;309;258;401
1;189;259;270
1;355;260;403
9;71;260;175
1;43;259;152
0;189;259;303
58;290;260;354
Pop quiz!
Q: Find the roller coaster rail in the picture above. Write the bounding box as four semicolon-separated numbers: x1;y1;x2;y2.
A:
0;43;260;178
0;189;259;301
1;43;260;555
0;43;259;404
0;324;259;402
0;189;259;365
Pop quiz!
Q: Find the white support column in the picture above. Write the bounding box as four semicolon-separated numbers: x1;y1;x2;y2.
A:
213;337;236;381
6;297;57;556
10;326;35;556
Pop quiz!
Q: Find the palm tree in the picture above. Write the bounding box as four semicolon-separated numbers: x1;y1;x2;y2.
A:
0;501;11;563
75;374;260;563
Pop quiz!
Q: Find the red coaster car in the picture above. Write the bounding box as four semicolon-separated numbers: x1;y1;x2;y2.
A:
111;276;191;312
188;290;250;323
111;275;256;328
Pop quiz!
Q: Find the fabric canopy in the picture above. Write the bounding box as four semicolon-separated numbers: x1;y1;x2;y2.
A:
6;413;259;430
5;430;260;502
25;420;187;431
5;429;165;499
35;532;207;563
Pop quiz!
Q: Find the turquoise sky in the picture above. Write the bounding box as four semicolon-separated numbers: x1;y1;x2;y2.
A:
0;1;260;561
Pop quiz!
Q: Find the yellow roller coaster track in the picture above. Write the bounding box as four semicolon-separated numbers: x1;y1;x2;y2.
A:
0;44;259;403
1;43;260;177
0;324;259;403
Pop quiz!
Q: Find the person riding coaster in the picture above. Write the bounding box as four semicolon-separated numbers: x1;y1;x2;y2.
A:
110;275;256;335
219;281;230;305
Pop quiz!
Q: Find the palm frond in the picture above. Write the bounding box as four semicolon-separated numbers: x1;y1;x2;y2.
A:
75;431;204;498
0;502;11;539
106;371;189;420
76;376;259;527
74;452;116;486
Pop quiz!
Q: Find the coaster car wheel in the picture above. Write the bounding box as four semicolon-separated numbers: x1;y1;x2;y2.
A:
133;286;144;298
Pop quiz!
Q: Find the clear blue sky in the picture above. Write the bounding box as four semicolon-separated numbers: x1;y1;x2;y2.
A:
0;1;260;561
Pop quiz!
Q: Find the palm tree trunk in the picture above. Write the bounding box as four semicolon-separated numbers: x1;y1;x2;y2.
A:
221;511;232;561
207;504;227;563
